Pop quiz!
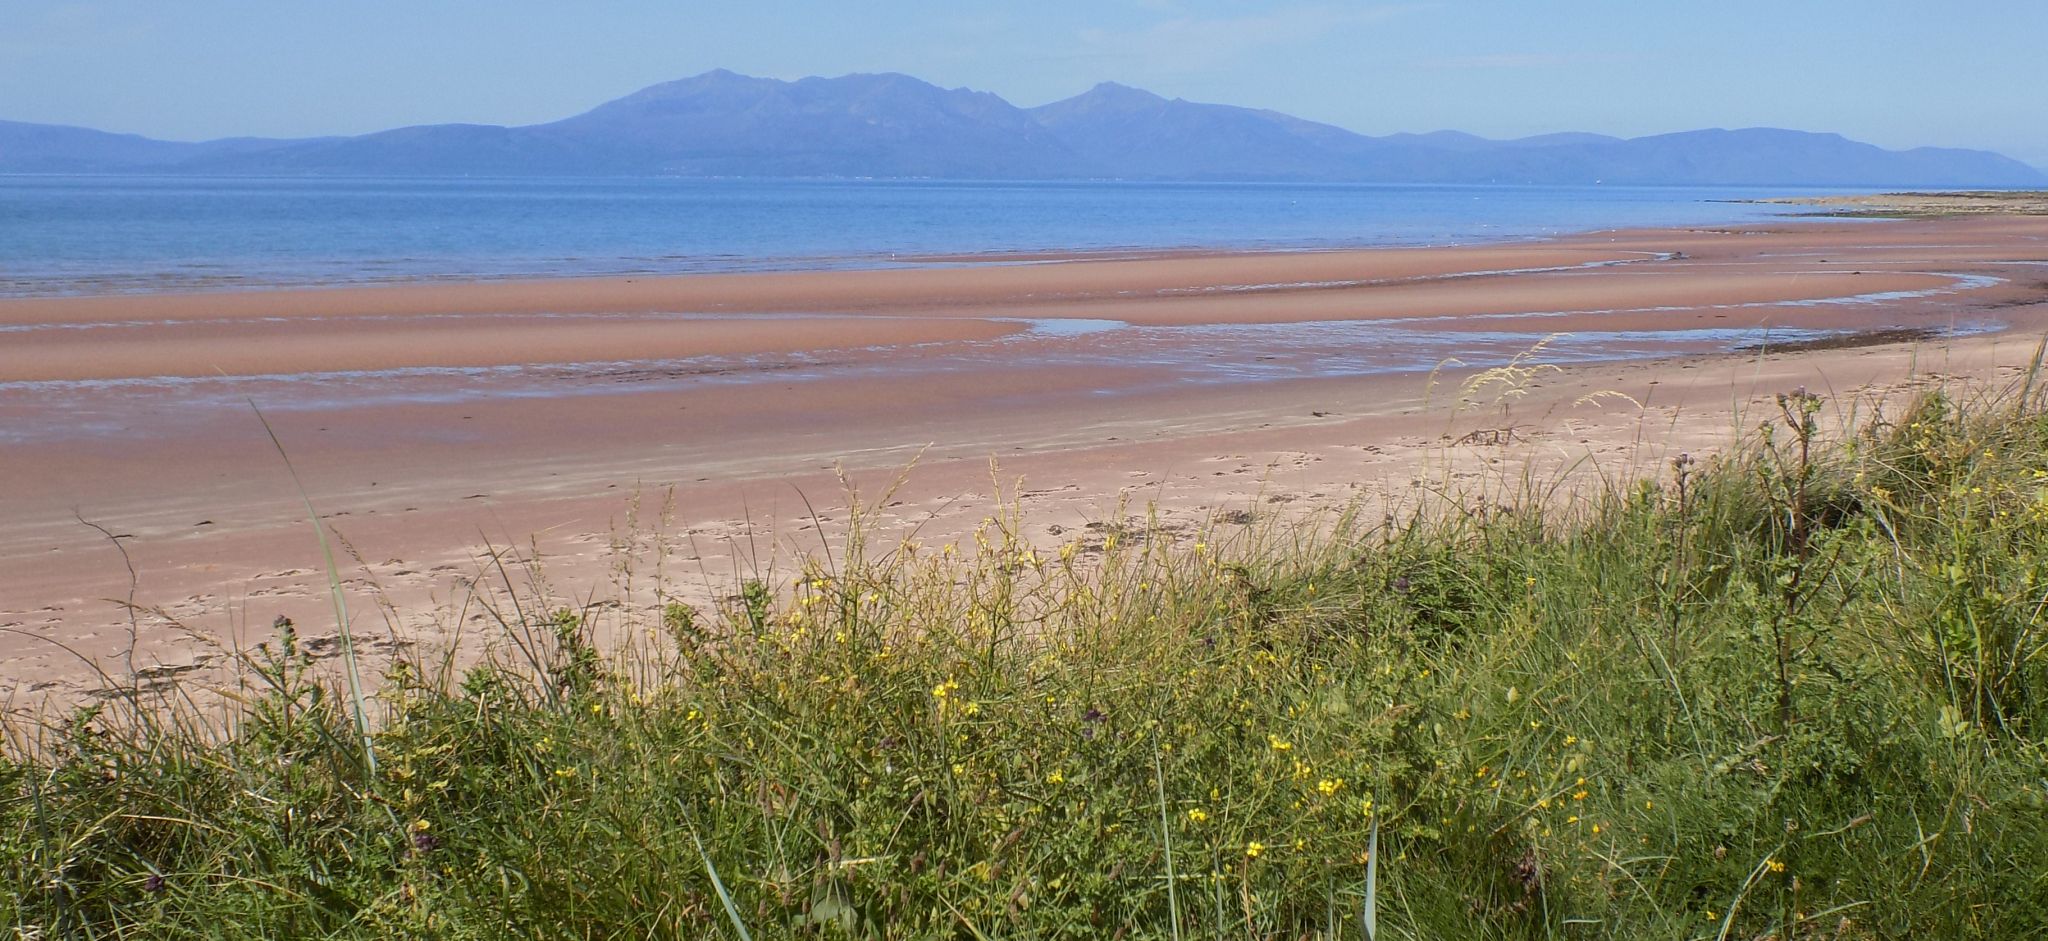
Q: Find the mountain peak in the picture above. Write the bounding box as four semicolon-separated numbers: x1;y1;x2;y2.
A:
665;68;765;89
1089;81;1163;98
1033;82;1170;115
587;68;779;110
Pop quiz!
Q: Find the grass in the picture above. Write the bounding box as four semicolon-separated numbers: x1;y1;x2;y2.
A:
6;377;2048;939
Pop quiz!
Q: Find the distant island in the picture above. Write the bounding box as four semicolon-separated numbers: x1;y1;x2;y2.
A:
3;69;2042;186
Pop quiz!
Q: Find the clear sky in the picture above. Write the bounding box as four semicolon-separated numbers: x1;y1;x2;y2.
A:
4;1;2043;167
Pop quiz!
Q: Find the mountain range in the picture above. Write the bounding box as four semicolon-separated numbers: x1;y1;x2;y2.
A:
3;70;2041;186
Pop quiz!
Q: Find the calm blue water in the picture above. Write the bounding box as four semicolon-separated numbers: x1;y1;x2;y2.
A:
0;176;1838;296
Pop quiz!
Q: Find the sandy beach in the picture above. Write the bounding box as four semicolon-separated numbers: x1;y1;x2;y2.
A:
5;214;2048;708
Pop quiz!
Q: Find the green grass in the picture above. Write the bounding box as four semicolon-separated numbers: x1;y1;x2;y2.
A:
6;379;2048;939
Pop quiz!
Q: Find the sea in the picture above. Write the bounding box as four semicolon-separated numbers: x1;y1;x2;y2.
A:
0;176;1844;297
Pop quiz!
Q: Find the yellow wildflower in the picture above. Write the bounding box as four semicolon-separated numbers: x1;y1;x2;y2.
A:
1245;841;1265;859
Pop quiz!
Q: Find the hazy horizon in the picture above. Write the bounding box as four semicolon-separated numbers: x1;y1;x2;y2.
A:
3;2;2044;168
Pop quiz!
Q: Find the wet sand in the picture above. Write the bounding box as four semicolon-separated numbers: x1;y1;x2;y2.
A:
5;215;2048;708
1760;190;2048;216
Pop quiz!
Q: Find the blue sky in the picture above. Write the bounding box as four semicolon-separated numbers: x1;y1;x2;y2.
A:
4;1;2044;167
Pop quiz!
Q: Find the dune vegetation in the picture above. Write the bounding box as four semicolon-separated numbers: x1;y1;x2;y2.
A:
6;372;2048;939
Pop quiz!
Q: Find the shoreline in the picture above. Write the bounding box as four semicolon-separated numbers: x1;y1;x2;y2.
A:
5;213;2048;706
0;228;1739;324
0;177;1827;301
1;235;1583;302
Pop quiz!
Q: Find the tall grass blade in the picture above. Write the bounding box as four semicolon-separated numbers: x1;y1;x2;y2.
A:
680;803;753;941
1714;850;1779;941
2017;335;2047;414
1154;745;1183;941
249;401;376;775
1362;816;1379;941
